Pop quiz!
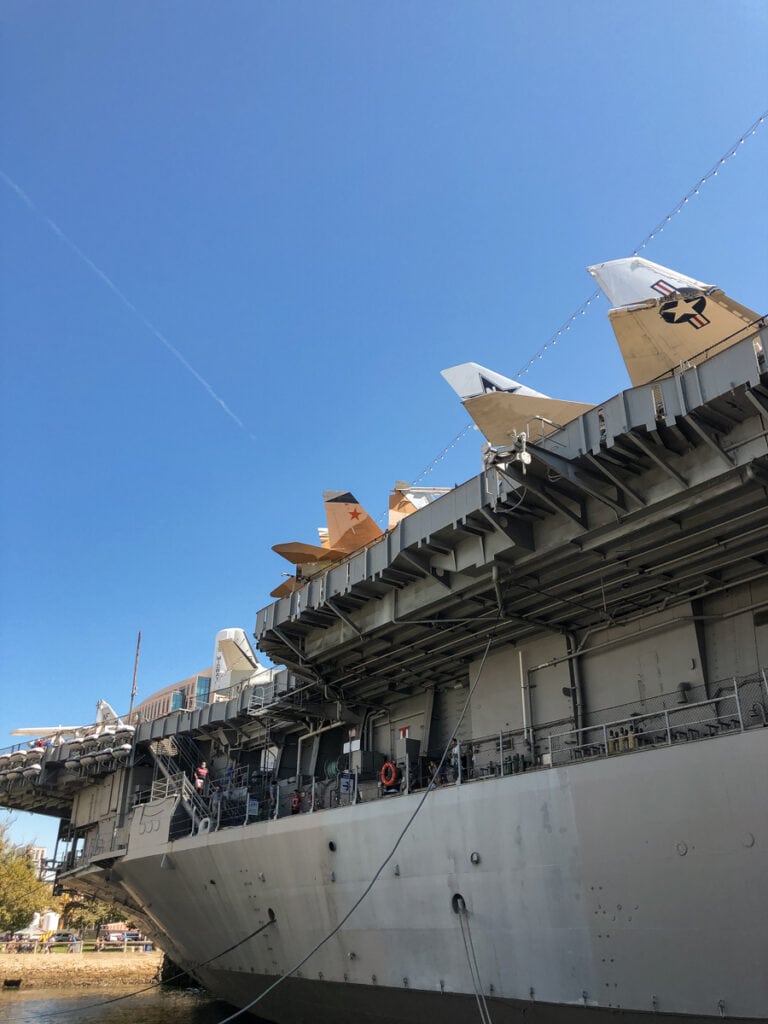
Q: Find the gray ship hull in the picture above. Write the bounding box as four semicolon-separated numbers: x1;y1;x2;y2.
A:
193;971;764;1024
6;306;768;1024
108;727;766;1023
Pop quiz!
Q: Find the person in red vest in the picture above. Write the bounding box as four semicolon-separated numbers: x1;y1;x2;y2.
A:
194;761;209;794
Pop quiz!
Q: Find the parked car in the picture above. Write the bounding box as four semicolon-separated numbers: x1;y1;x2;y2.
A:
53;931;77;943
106;931;140;943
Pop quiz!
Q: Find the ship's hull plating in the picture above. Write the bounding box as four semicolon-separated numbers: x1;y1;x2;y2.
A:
190;971;763;1024
99;728;768;1023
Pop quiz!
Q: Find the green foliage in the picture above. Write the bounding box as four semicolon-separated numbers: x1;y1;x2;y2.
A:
63;892;128;934
0;821;51;933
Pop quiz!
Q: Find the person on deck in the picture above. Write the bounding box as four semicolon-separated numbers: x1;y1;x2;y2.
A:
194;761;209;794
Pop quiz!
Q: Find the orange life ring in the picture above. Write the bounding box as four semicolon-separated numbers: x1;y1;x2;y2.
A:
380;761;398;787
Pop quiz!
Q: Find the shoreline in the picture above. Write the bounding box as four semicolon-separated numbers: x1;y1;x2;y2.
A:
0;951;165;989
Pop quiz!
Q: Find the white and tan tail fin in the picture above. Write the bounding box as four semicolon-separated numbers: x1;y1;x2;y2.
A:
441;361;591;445
388;486;420;529
588;257;762;387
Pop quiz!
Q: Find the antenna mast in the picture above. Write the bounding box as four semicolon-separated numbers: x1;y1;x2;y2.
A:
129;630;141;717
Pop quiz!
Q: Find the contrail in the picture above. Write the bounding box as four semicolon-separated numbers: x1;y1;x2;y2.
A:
0;169;257;443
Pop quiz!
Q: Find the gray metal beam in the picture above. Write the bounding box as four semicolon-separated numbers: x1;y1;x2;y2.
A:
584;453;646;508
745;388;768;417
682;414;735;468
527;443;626;513
502;467;587;530
326;599;364;637
626;430;687;487
477;508;535;550
399;549;452;590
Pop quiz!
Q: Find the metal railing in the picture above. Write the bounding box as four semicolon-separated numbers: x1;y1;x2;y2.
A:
546;669;767;767
214;668;768;827
60;667;767;861
247;680;314;715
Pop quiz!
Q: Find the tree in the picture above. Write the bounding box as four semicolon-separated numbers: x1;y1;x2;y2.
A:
0;821;52;933
62;893;128;935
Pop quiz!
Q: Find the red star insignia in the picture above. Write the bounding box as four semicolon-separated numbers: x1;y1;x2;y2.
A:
348;508;362;520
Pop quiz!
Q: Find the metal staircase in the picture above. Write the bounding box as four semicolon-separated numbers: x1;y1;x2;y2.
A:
149;736;209;824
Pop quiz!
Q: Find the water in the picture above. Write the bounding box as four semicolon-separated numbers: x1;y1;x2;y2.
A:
0;987;243;1024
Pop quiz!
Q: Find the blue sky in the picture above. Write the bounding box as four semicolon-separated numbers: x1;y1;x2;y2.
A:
1;2;766;851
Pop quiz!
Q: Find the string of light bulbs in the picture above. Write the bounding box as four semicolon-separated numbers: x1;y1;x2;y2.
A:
409;106;768;486
513;106;768;379
412;421;476;484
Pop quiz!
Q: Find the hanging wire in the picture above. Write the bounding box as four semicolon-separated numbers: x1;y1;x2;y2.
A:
409;106;768;486
412;421;477;485
513;106;768;379
212;634;498;1024
458;899;494;1024
630;107;768;258
374;419;476;525
514;288;602;379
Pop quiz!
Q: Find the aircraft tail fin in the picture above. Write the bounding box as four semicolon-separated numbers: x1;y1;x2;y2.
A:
213;627;272;686
271;491;384;597
440;362;548;402
214;628;263;673
441;362;591;444
322;491;384;550
95;700;122;726
588;257;763;387
388;481;451;529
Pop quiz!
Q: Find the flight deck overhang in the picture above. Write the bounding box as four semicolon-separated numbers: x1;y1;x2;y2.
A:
254;330;768;694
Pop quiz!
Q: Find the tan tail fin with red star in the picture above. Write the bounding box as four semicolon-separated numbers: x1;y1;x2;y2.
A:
322;490;383;551
271;492;383;597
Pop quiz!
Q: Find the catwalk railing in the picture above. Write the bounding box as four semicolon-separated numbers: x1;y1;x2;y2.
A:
218;667;768;822
545;669;768;767
52;667;768;865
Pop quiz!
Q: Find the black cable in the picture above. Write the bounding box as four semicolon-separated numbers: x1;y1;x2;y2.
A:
214;633;498;1024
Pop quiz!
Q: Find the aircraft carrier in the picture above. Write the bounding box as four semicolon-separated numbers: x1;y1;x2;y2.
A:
2;258;767;1024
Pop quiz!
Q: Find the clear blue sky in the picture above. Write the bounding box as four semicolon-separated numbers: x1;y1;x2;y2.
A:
1;2;767;851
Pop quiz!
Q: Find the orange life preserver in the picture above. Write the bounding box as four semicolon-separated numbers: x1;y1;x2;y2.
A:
290;792;301;812
380;761;398;787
